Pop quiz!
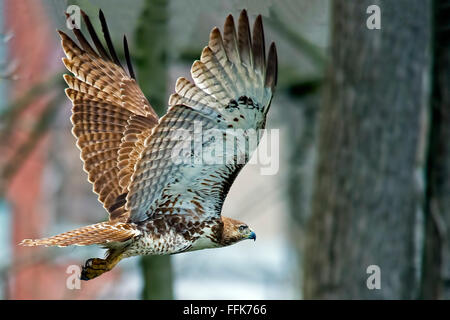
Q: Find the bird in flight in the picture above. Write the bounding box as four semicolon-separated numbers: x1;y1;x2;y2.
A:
20;9;277;280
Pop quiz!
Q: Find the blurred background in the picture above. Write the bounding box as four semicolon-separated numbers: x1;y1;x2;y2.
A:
0;0;446;300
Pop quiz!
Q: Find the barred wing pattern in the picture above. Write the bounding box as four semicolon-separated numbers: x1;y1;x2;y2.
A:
60;10;158;215
126;11;278;222
20;9;277;256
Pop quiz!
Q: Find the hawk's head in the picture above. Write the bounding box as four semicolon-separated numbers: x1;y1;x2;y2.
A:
220;217;256;246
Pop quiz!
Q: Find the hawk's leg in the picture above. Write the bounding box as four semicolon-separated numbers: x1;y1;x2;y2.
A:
80;249;124;281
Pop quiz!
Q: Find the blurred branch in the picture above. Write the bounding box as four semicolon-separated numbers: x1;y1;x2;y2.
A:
177;47;201;64
0;73;63;143
0;31;18;80
0;93;65;196
0;61;19;81
288;78;322;97
267;8;326;70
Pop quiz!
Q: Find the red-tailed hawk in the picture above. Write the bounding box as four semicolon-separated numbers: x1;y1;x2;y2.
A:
20;9;277;280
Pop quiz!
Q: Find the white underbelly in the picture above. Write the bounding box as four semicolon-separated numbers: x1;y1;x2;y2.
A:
189;236;220;251
123;231;190;257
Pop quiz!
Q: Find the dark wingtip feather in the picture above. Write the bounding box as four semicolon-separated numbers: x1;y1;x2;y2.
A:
99;9;122;67
223;14;239;61
57;29;68;39
225;13;234;24
209;26;221;43
81;10;111;60
224;14;236;36
265;42;278;90
252;14;265;72
237;9;252;66
123;35;135;80
65;12;96;56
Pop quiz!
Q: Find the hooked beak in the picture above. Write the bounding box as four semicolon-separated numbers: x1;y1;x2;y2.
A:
248;231;256;241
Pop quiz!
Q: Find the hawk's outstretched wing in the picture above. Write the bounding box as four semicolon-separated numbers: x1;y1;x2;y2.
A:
125;10;277;222
60;10;158;216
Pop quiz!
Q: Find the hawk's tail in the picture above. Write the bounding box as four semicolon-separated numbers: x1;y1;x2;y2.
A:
19;221;138;247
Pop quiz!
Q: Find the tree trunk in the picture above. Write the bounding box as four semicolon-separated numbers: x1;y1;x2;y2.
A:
304;0;432;299
134;0;173;300
420;0;450;299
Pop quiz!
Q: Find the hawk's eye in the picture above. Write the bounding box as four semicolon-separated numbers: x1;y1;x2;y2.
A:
239;225;247;232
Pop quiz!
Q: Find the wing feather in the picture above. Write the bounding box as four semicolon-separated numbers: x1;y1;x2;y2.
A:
118;114;157;190
80;10;111;60
60;11;158;216
237;10;253;68
265;42;278;92
99;9;122;67
223;14;240;65
125;10;277;222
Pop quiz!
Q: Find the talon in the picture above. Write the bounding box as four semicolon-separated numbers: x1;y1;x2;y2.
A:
79;251;124;281
85;258;94;267
80;270;90;281
80;258;108;281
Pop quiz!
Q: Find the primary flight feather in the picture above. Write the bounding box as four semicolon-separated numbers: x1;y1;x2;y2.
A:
20;9;277;280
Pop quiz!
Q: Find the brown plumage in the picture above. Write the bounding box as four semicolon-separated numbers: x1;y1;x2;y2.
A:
20;222;138;247
20;9;277;281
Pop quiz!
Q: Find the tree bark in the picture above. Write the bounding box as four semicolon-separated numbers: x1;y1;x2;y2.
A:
304;0;432;299
420;0;450;299
134;0;173;300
